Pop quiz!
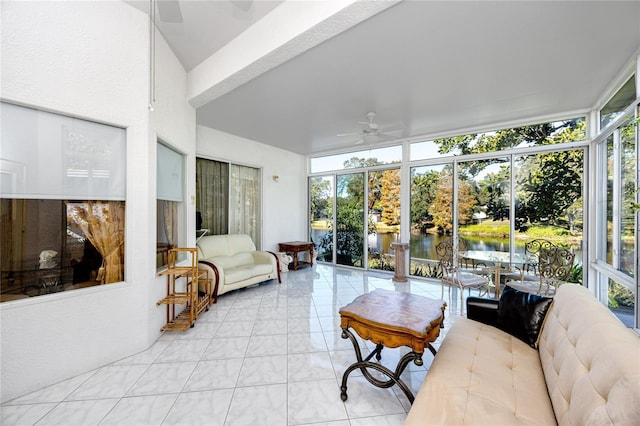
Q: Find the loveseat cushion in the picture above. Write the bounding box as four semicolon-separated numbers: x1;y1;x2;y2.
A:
224;267;253;284
406;317;556;425
250;263;274;276
197;235;230;258
498;285;553;348
209;253;254;270
226;234;257;255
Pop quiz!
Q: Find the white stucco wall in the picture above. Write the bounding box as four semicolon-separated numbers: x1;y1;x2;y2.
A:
196;125;307;251
0;0;195;402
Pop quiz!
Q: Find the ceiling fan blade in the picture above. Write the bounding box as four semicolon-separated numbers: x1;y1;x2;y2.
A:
231;0;254;12
353;138;365;145
337;131;361;137
157;0;183;23
379;123;404;133
376;133;398;142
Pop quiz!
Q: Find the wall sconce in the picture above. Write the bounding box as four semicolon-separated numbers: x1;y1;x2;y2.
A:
272;175;279;182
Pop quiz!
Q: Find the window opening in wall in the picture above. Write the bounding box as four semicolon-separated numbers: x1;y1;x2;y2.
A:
310;145;402;173
0;102;126;301
409;164;453;277
514;149;584;273
196;158;229;236
609;278;635;328
368;168;401;272
600;75;636;130
597;106;637;325
335;172;366;268
157;142;184;269
196;158;261;248
410;117;585;161
458;157;510;248
229;164;261;248
312;153;402;271
407;120;585;281
309;176;334;262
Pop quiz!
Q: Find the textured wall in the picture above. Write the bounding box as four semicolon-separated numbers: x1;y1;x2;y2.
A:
0;0;195;402
196;125;307;251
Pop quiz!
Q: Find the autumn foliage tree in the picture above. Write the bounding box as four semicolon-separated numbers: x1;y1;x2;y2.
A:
379;169;400;225
428;170;476;233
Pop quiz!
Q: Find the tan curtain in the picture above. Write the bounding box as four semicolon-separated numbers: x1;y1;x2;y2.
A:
230;164;260;247
68;201;125;284
162;200;178;249
196;158;229;235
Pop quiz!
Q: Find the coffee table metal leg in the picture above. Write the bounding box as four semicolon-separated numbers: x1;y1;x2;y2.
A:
340;328;429;404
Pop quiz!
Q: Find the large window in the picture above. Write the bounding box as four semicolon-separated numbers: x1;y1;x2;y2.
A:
410;117;586;161
409;164;452;276
310;162;402;272
595;99;637;326
311;145;402;173
407;119;585;281
600;75;636;130
310;176;334;262
157;142;184;269
368;168;401;271
1;102;126;301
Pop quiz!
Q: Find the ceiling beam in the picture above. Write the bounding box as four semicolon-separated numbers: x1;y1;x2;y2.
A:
187;0;399;108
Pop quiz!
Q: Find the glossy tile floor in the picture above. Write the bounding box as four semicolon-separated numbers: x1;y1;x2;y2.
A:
1;264;470;426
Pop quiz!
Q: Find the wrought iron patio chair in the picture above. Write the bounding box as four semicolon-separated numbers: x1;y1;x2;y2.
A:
502;239;557;283
436;238;490;311
506;246;575;296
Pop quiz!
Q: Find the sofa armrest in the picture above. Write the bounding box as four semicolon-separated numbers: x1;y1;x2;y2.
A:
252;251;281;283
198;260;223;303
252;251;276;265
466;297;499;327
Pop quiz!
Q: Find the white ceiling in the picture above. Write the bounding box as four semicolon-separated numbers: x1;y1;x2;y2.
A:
131;1;640;156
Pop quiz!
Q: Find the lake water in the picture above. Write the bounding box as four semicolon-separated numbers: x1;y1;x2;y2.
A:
312;229;586;265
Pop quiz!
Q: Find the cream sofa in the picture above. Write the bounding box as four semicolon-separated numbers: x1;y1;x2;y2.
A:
405;284;640;425
197;234;280;303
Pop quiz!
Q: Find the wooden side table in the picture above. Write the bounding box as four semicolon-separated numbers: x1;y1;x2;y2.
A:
278;241;314;270
339;288;446;403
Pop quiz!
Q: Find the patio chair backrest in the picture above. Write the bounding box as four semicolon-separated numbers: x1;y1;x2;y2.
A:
523;239;557;274
435;238;455;270
435;237;468;272
538;246;575;282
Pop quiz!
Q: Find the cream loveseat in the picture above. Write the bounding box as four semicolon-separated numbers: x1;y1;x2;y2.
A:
197;234;280;303
405;284;640;425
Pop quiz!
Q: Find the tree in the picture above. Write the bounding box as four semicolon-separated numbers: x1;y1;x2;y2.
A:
379;169;400;225
435;119;584;156
309;177;331;222
515;150;583;230
433;119;586;230
478;167;510;221
410;169;440;232
428;171;477;233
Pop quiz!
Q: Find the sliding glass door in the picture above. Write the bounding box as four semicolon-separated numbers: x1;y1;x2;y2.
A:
196;158;261;247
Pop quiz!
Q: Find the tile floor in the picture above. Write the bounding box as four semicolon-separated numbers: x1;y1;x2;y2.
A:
1;264;473;426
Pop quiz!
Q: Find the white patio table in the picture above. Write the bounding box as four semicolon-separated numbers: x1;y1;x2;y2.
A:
461;250;535;298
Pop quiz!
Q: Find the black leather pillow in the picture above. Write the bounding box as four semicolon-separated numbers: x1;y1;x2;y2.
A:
497;285;553;348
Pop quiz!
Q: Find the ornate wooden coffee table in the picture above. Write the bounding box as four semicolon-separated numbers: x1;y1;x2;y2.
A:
339;288;446;403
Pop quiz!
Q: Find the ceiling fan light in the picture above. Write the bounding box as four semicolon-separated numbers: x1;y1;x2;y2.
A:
363;134;379;144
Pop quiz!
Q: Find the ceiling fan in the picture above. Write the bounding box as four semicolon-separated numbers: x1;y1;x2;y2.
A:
338;112;400;145
154;0;254;23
